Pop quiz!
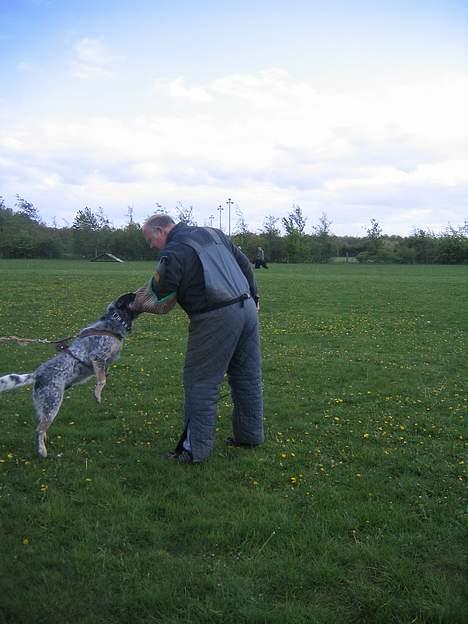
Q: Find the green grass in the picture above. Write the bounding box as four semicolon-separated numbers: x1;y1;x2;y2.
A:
0;260;466;624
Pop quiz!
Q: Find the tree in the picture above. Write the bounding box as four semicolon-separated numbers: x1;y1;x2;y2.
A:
96;206;111;230
154;202;171;215
0;196;11;232
365;218;384;257
111;221;152;260
234;206;249;235
262;215;281;238
406;229;436;264
3;232;34;258
282;204;307;235
311;213;334;263
15;195;40;222
435;225;468;264
72;207;105;257
72;207;101;231
281;205;307;262
233;207;250;250
313;212;332;237
175;202;196;225
366;218;382;240
257;216;282;262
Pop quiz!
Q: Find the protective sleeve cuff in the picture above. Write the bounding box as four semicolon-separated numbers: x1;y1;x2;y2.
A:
147;278;175;304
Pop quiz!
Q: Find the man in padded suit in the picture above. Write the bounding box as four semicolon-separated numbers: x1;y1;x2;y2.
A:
133;214;264;464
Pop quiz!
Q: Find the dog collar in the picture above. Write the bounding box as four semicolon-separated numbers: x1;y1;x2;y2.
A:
110;312;131;332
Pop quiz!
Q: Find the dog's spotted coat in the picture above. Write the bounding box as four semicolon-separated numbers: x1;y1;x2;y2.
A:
0;293;137;458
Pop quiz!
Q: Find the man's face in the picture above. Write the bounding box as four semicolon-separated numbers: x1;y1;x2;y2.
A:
143;224;166;250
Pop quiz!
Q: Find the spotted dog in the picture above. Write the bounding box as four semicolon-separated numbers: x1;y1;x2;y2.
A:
0;292;137;458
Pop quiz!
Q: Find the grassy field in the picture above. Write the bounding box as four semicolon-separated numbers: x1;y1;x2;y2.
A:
0;260;466;624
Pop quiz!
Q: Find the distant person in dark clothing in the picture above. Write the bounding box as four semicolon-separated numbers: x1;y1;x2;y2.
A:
255;247;268;269
132;214;265;464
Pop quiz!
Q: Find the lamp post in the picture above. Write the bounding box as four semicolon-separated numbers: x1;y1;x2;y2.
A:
217;204;224;230
226;198;233;238
209;214;214;227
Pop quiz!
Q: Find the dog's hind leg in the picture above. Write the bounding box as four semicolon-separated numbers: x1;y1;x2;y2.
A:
92;360;107;403
33;383;65;459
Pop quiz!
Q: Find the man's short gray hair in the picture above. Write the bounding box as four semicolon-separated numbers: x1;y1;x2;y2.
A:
144;214;175;231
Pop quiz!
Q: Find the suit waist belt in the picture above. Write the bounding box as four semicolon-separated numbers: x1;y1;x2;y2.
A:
191;293;250;316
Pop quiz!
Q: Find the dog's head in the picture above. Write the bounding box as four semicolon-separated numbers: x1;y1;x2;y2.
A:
115;292;137;311
106;292;138;333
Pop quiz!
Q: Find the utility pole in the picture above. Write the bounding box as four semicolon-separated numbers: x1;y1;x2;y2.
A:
226;198;233;237
217;204;224;230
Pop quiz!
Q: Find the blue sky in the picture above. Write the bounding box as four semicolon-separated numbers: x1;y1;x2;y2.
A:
1;0;467;235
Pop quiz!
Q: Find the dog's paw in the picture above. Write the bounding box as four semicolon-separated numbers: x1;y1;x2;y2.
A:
94;386;103;403
36;432;48;458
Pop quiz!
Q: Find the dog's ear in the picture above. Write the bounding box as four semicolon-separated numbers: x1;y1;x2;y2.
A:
115;292;136;310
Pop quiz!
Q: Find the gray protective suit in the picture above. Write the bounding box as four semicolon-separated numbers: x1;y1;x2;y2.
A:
176;228;264;462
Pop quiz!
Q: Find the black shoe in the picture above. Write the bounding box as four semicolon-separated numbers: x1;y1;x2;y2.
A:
163;449;194;464
225;436;259;449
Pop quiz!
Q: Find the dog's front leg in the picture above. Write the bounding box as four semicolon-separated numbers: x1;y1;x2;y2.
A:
92;360;107;403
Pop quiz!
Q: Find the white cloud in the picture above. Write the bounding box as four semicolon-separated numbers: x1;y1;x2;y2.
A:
155;78;212;103
1;69;467;234
69;38;118;79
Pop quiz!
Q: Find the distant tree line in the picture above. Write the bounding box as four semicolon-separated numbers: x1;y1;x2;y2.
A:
0;196;467;264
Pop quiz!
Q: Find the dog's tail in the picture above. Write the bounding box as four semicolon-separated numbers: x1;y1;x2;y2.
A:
0;373;35;393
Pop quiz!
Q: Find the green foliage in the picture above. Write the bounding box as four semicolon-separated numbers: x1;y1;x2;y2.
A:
281;204;307;235
0;202;55;258
364;218;384;257
0;261;466;623
72;207;107;257
436;227;468;264
110;222;154;260
175;202;197;225
15;195;41;222
0;196;467;263
311;213;335;263
403;229;438;263
72;206;101;231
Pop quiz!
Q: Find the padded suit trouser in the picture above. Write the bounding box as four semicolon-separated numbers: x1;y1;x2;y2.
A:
182;297;264;462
